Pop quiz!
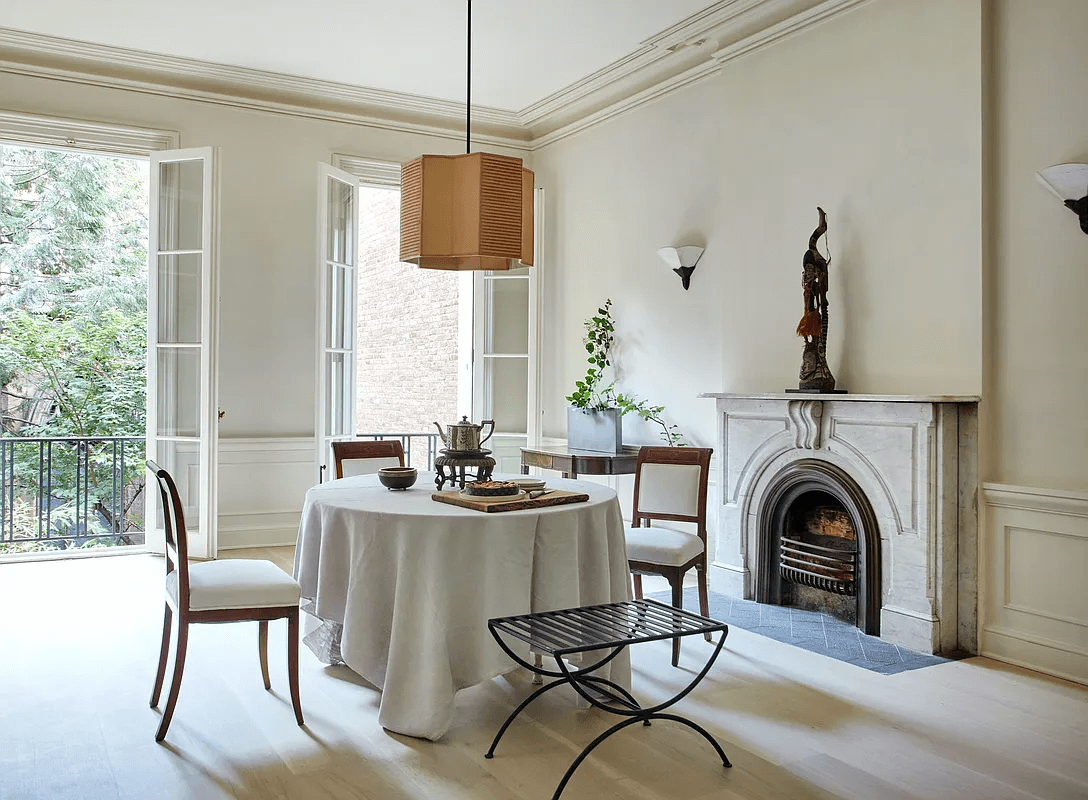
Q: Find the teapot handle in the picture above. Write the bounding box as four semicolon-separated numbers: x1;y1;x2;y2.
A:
479;419;495;446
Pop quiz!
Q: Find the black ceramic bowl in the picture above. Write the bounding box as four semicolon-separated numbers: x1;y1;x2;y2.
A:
378;467;418;490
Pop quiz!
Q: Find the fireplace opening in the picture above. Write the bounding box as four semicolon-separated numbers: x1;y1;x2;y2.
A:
755;460;881;636
780;492;857;625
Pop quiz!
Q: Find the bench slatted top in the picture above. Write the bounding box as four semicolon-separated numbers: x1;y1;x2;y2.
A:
489;598;728;658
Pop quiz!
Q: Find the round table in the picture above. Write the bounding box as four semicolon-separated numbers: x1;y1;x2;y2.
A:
293;473;631;741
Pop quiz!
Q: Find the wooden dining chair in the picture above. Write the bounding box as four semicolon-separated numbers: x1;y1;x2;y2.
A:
625;446;714;667
147;460;304;742
331;439;405;479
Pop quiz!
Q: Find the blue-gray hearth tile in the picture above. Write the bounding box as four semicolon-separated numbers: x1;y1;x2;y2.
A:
647;589;951;675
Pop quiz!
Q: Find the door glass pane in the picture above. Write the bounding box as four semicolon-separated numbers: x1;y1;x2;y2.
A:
484;357;528;434
154;439;201;536
486;277;529;354
157;254;202;343
327;179;354;264
326;263;349;349
157;159;204;251
156;347;201;438
325;352;346;435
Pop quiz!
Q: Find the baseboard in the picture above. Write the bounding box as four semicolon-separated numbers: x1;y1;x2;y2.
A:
217;510;301;550
981;625;1088;687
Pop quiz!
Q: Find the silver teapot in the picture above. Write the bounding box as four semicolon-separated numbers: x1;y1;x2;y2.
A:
434;416;495;452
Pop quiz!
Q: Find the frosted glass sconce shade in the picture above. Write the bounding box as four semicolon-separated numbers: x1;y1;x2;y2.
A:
657;245;704;289
1036;163;1088;235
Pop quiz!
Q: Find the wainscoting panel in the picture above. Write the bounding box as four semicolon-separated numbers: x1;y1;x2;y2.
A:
981;484;1088;685
217;438;316;550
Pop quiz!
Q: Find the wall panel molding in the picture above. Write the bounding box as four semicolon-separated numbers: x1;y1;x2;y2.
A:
217;437;315;551
981;483;1088;685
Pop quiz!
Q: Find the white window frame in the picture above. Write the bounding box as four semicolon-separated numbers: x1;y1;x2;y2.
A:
315;163;361;480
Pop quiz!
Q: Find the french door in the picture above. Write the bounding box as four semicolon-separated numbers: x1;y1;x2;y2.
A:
314;164;359;480
146;147;220;558
471;186;543;472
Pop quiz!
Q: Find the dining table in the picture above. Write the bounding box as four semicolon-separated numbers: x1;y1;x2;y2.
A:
292;472;632;741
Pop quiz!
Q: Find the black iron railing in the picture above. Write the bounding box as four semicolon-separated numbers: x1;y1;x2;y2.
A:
0;436;145;554
356;432;442;471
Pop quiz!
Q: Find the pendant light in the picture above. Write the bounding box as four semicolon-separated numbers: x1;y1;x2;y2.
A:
399;0;534;270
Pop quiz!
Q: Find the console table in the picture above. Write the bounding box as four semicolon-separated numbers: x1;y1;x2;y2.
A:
520;444;640;479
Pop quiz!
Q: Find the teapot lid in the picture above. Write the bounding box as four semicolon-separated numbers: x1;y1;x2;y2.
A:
450;415;479;429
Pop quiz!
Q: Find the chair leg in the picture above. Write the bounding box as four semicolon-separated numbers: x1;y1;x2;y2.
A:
697;565;712;642
155;617;189;742
287;609;304;726
259;620;271;690
632;573;643;600
670;573;683;667
150;603;172;708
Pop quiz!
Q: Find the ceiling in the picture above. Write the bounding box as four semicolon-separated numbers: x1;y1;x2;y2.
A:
1;0;715;112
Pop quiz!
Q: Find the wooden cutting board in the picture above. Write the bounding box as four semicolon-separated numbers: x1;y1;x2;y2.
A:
431;489;589;513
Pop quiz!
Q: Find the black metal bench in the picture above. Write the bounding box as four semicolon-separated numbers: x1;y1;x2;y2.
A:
486;598;731;800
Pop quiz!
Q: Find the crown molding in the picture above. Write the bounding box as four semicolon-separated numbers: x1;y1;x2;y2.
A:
0;27;529;150
527;57;723;150
525;0;869;149
517;0;766;130
0;0;871;153
519;0;869;143
711;0;872;67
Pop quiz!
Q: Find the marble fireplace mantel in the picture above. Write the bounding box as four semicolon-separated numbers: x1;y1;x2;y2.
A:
700;392;979;655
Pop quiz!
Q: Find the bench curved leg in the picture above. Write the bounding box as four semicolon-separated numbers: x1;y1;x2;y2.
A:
550;713;730;800
485;679;568;758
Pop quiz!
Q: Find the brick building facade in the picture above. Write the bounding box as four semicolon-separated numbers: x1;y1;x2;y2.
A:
355;187;459;439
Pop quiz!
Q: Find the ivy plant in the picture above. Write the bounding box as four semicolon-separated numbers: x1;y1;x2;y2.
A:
566;299;685;446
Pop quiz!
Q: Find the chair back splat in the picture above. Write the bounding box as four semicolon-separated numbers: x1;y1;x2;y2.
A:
632;447;712;536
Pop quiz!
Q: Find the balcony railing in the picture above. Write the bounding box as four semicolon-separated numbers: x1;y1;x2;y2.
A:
0;436;145;554
355;432;441;471
1;431;443;555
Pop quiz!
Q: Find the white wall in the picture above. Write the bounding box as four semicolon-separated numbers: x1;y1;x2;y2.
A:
979;0;1088;684
532;0;983;458
987;0;1088;493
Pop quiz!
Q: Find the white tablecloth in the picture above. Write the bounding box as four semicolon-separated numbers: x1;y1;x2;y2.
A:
293;473;631;740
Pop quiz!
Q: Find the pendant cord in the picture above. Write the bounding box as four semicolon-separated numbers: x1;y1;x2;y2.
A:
466;0;471;154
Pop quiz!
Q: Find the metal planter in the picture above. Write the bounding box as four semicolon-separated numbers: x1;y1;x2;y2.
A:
567;407;622;453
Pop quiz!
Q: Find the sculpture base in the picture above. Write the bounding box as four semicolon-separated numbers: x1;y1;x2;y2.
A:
785;388;849;394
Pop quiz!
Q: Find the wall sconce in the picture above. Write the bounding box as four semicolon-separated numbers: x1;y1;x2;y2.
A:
657;246;704;290
1036;163;1088;235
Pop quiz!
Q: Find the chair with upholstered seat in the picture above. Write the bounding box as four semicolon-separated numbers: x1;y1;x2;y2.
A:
625;446;714;667
331;439;405;478
147;460;304;742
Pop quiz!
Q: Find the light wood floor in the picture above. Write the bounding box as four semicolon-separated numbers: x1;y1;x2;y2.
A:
1;549;1085;800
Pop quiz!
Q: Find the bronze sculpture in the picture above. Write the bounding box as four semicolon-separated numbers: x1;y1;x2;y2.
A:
796;207;837;392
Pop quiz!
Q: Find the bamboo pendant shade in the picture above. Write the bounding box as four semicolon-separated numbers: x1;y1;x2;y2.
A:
399;152;534;271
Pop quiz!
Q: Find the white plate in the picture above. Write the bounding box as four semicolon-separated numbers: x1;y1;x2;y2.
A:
511;477;546;490
459;489;528;501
